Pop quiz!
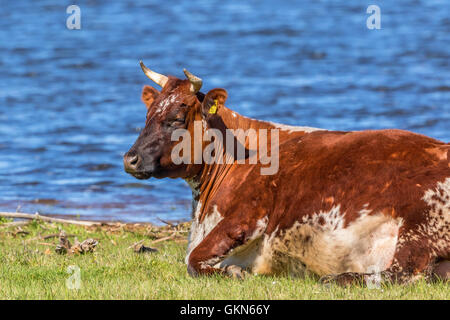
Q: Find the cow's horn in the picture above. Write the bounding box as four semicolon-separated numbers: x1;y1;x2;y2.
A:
140;60;168;88
183;68;202;93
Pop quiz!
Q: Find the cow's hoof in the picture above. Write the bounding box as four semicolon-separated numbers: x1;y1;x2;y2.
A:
225;265;248;280
320;273;363;287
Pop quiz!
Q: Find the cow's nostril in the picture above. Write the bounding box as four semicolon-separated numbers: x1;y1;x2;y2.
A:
124;152;141;171
129;155;139;166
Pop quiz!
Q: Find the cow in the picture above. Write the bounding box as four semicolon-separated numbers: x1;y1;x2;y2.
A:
124;61;449;286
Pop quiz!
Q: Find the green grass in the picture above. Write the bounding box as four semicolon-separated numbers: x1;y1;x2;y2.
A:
0;220;448;300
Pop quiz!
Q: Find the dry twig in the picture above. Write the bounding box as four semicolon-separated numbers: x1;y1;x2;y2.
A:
129;240;158;253
0;212;103;227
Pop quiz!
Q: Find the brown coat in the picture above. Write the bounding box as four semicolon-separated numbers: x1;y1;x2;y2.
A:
125;76;449;285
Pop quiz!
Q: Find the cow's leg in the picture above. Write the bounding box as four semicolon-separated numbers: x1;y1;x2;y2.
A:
321;233;436;286
187;219;259;279
432;260;450;281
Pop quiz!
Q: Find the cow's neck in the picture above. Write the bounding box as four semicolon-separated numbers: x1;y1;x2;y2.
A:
186;106;323;221
184;107;268;220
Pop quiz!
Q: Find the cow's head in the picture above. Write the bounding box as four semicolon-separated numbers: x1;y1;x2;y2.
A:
123;61;227;180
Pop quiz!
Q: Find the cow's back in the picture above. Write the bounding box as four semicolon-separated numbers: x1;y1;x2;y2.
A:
270;129;449;228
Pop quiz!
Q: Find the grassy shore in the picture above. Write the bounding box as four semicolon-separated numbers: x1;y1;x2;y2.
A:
0;218;448;300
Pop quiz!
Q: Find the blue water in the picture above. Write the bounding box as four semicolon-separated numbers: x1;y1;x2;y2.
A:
0;0;449;223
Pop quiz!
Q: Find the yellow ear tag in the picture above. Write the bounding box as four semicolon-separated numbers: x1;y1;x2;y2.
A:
208;99;218;114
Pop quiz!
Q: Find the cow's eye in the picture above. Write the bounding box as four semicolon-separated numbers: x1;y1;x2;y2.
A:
170;118;185;127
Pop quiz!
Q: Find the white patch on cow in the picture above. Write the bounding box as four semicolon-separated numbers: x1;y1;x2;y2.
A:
268;121;325;134
232;112;237;118
156;93;179;114
216;216;269;270
301;205;344;229
252;227;282;274
185;203;223;264
253;217;269;239
413;177;450;257
253;206;403;276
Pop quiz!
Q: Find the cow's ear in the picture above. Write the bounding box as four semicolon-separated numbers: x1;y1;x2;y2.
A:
201;88;228;118
141;85;160;110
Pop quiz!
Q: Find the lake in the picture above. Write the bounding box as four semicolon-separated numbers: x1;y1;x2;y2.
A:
0;0;448;223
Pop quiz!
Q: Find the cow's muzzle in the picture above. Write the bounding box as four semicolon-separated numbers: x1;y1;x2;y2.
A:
123;151;151;179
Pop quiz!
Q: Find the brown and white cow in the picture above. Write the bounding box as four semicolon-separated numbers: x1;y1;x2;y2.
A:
124;62;449;285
